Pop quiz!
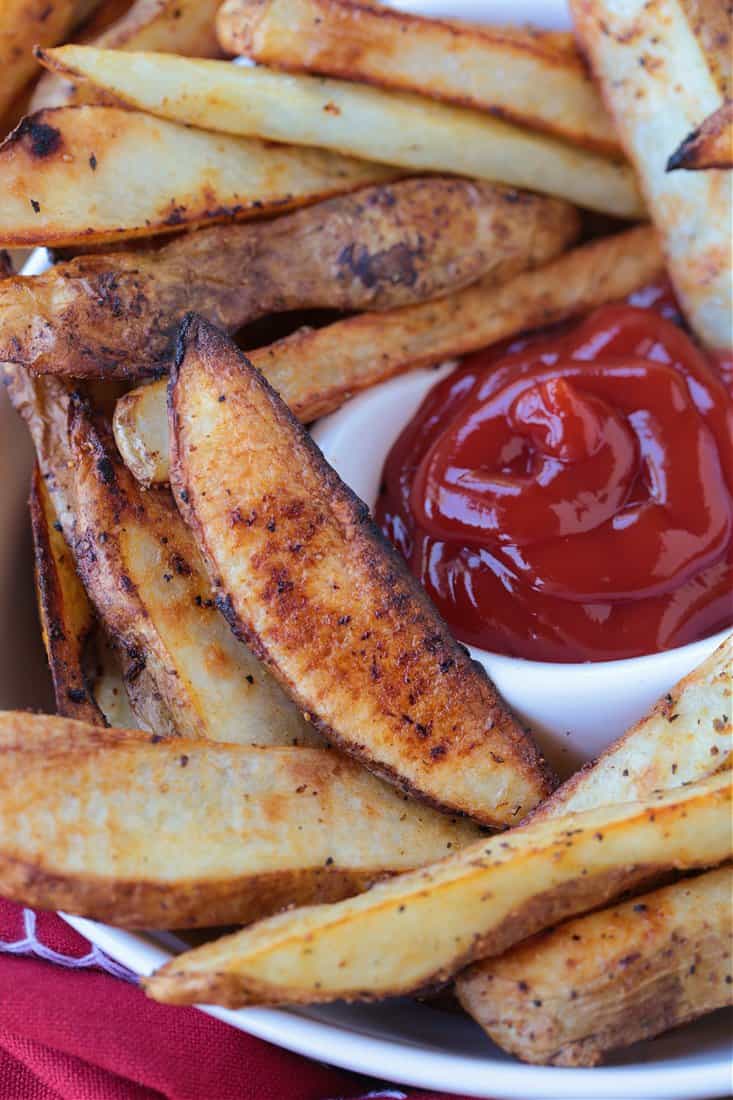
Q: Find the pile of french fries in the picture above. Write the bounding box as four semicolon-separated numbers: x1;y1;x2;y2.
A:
0;0;731;1071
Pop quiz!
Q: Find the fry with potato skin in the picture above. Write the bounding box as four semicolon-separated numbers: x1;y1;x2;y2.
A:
216;0;620;154
569;0;731;351
458;636;732;1063
144;773;732;1007
68;398;319;748
0;713;481;927
30;466;103;725
169;316;554;825
0;0;98;120
0;105;393;248
30;471;87;689
38;46;645;217
0;177;579;378
456;865;733;1066
667;101;733;171
114;225;664;488
529;635;732;822
32;0;224;111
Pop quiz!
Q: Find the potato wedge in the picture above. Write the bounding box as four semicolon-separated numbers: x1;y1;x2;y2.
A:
39;47;644;217
570;0;730;350
531;635;732;821
169;316;554;825
116;225;663;487
0;106;393;247
456;865;733;1066
0;714;481;927
29;464;103;725
0;0;99;120
680;0;731;97
216;0;619;154
68;397;320;748
32;0;223;111
0;177;579;378
144;772;731;1006
668;100;733;171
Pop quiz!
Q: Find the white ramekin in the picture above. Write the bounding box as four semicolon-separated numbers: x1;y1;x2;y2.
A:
312;367;731;774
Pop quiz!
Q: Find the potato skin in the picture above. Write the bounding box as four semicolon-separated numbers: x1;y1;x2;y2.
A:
29;465;103;725
0;176;579;378
456;865;733;1066
169;316;554;825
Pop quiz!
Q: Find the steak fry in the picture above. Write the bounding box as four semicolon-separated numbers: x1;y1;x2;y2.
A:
570;0;731;350
68;398;320;748
115;225;662;488
144;774;732;1006
0;713;481;928
169;316;553;825
456;866;733;1066
216;0;619;154
0;177;579;378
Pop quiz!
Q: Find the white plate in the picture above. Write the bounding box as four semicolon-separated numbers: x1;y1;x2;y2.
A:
9;0;728;1093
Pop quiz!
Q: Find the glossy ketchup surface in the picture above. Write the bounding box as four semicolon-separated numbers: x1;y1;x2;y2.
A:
376;286;733;662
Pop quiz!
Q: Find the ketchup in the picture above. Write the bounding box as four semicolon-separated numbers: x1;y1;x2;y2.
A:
376;285;733;662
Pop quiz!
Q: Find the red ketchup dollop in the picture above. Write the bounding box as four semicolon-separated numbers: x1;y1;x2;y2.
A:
376;285;733;662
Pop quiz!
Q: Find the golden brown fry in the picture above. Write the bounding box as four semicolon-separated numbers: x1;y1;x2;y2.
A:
115;225;663;488
144;773;732;1006
169;316;553;825
32;0;224;111
216;0;619;154
69;398;320;748
458;636;732;1063
0;105;393;248
0;0;99;120
39;47;644;217
668;100;733;170
29;465;103;725
0;177;579;378
0;713;481;927
456;866;733;1066
530;635;732;822
679;0;731;97
570;0;731;350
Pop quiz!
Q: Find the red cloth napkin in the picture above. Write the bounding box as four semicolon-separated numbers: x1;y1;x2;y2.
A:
0;900;469;1100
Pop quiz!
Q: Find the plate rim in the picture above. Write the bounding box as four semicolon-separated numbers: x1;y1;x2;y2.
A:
62;915;733;1100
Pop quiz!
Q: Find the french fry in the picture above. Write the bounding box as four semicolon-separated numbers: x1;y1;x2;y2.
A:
570;0;731;350
0;177;579;378
114;225;664;487
143;773;732;1006
530;635;732;822
0;106;393;247
0;712;481;927
667;100;733;171
679;0;731;97
169;315;554;825
0;0;99;120
32;0;224;111
457;637;732;1063
29;465;103;725
39;47;645;217
456;866;733;1066
216;0;619;154
69;398;320;748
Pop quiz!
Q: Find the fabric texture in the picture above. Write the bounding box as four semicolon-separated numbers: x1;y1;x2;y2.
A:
0;900;472;1100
